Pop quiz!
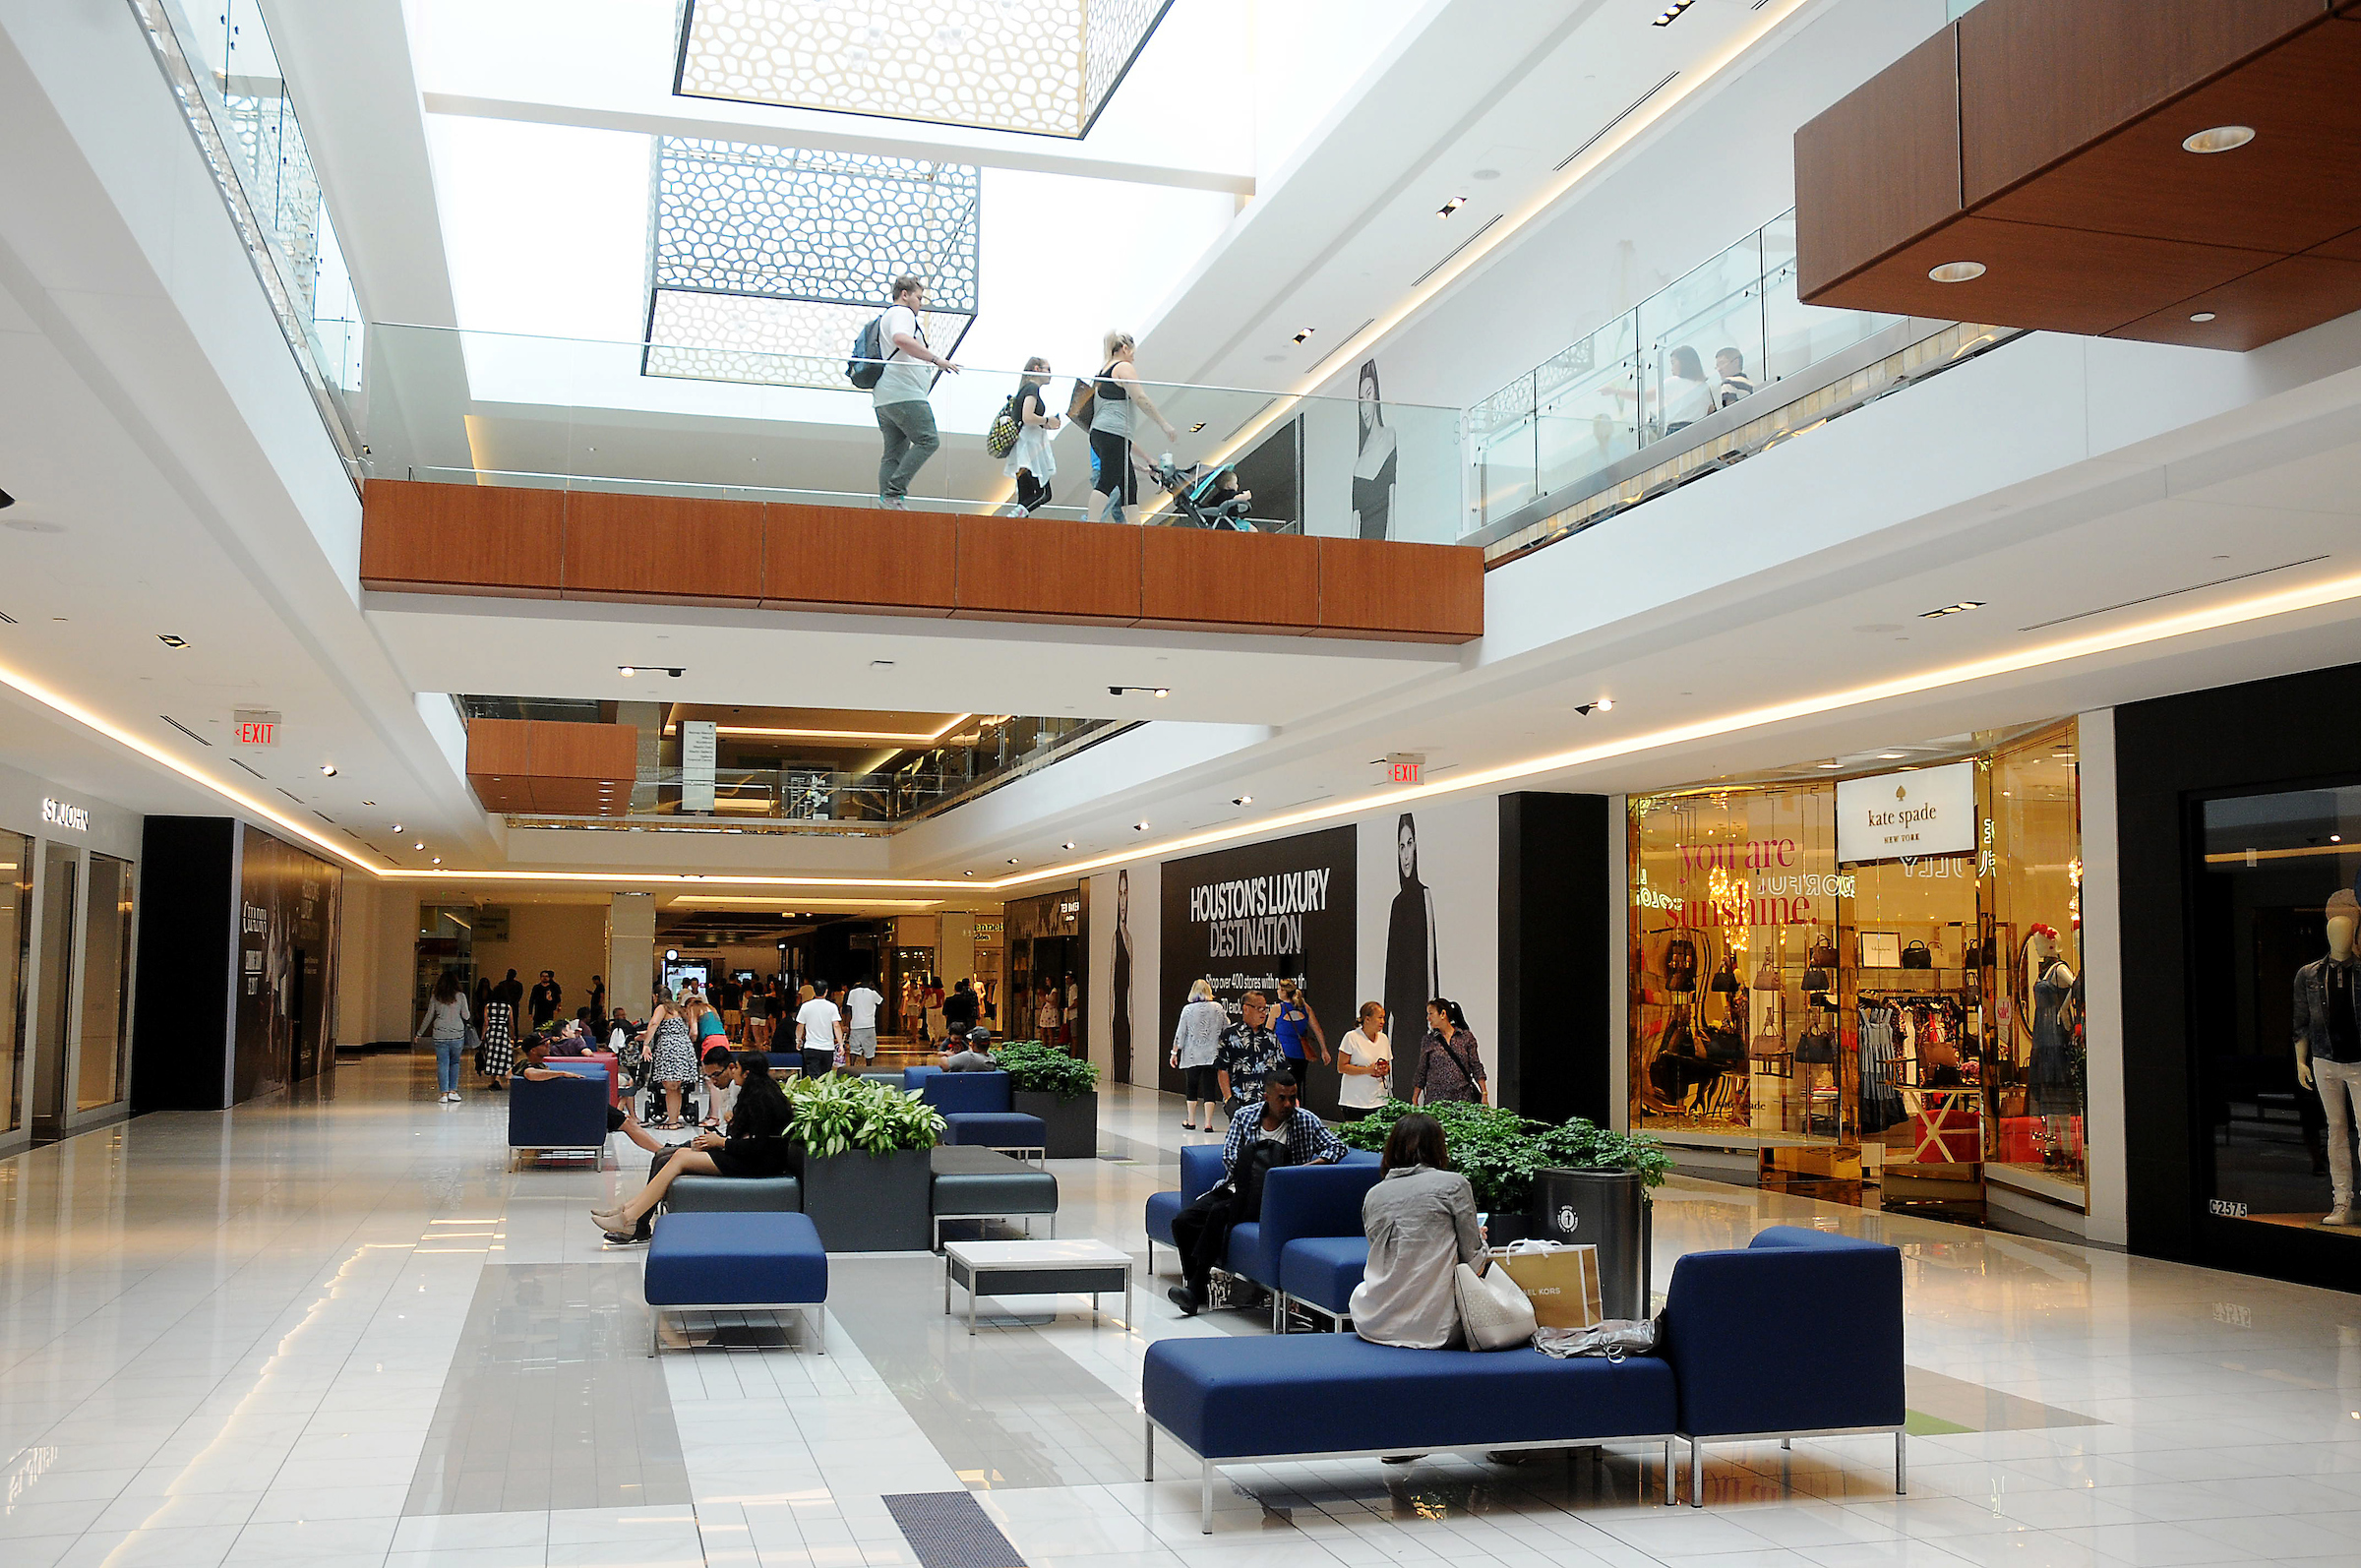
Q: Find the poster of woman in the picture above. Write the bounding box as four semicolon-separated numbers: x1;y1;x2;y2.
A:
1111;869;1133;1083
1382;812;1438;1099
1353;358;1398;540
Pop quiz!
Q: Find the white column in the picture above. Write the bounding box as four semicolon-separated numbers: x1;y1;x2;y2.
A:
609;892;656;1023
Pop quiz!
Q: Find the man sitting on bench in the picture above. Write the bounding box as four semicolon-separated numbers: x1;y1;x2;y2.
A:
1168;1071;1344;1317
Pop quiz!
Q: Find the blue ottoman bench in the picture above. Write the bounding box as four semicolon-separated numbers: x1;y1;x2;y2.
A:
919;1071;1046;1161
1143;1333;1676;1528
644;1211;827;1356
1277;1236;1368;1329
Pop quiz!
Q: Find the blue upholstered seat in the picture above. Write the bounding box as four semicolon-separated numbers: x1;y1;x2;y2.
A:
1144;1190;1184;1251
1227;1161;1384;1290
508;1068;609;1165
644;1211;827;1356
1143;1333;1675;1461
940;1111;1048;1150
919;1070;1011;1115
1278;1235;1368;1319
902;1065;943;1089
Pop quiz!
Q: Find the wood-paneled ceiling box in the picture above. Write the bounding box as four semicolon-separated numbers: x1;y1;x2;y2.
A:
464;718;637;816
1796;0;2361;351
360;481;1483;644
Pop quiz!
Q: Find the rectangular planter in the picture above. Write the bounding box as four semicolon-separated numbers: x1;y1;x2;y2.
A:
1012;1090;1097;1159
795;1145;934;1251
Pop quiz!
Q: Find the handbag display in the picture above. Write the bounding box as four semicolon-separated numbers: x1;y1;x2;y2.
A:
1660;1011;1698;1058
1750;1028;1787;1057
1901;939;1934;970
1802;963;1831;991
1454;1259;1539;1350
1701;1024;1747;1066
1663;936;1698;993
1709;957;1740;994
1795;1025;1837;1064
1807;935;1839;969
1754;960;1780;992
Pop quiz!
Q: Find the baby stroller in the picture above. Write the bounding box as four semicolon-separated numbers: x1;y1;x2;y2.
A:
1146;456;1256;530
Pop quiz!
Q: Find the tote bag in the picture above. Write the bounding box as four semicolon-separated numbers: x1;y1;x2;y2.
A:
1453;1260;1537;1351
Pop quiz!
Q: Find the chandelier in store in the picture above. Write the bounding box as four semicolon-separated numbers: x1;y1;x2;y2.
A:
644;138;980;390
674;0;1177;140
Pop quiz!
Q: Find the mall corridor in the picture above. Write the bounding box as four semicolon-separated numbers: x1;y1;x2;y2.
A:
0;1055;2352;1567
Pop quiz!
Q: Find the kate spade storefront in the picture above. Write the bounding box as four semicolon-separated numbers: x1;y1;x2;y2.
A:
1629;721;2087;1228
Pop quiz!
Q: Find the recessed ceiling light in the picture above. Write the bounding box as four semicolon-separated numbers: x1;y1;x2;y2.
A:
1061;841;1076;850
1134;820;1149;831
156;633;188;648
391;823;402;832
431;857;441;865
362;800;376;806
413;841;424;850
1438;196;1467;218
1652;0;1696;22
1005;857;1019;865
619;666;636;677
1919;600;1986;619
2189;311;2217;323
2181;125;2254;154
1927;261;1986;283
1233;795;1252;806
320;764;337;776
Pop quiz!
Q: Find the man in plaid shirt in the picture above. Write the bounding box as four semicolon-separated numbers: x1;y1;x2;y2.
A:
1170;1070;1344;1315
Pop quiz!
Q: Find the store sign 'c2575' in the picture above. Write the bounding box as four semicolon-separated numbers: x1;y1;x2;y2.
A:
1836;762;1975;863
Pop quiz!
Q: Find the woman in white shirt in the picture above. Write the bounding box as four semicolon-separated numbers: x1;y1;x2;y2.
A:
1661;345;1716;434
1336;1001;1393;1116
1168;978;1228;1131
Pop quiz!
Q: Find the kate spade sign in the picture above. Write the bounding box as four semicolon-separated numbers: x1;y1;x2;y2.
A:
1836;762;1974;864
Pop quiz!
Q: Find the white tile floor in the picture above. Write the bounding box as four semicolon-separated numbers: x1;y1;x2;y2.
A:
3;1053;2360;1568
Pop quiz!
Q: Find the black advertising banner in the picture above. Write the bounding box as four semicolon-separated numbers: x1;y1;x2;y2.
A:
232;826;341;1104
1159;825;1356;1116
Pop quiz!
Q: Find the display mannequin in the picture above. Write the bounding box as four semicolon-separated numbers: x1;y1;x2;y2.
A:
2293;888;2361;1227
2024;927;2078;1167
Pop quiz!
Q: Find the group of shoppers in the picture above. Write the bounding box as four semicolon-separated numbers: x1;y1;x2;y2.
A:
415;965;611;1103
1168;980;1486;1131
867;274;1179;523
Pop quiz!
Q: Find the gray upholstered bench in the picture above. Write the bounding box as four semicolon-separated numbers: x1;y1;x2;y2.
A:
930;1145;1058;1249
664;1175;802;1214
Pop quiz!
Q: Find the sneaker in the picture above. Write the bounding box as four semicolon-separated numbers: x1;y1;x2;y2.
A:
2326;1207;2358;1227
878;495;907;510
1167;1284;1203;1318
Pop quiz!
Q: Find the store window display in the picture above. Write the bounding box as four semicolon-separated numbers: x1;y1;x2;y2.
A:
2194;784;2361;1237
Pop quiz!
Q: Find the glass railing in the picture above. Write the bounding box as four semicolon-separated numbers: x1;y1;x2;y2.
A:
350;324;1466;542
129;0;364;453
1467;211;1904;534
500;716;1119;829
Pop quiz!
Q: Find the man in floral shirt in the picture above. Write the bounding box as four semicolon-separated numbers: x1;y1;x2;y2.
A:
1214;992;1287;1115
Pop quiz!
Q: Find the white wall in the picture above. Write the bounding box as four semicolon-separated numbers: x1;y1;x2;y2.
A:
471;903;610;1019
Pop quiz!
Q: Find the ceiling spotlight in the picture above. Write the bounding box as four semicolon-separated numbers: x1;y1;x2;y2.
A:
320;764;337;777
1574;697;1615;716
1006;857;1019;865
1919;600;1986;618
362;800;376;806
156;633;188;648
1187;421;1207;433
619;666;636;678
2181;124;2254;154
1438;196;1467;218
2189;311;2217;323
431;857;441;865
1652;0;1697;23
1134;820;1150;831
668;668;685;678
1061;841;1076;849
413;841;424;850
1292;327;1314;344
0;488;13;509
391;824;402;832
1927;261;1986;283
963;870;975;876
1233;795;1253;806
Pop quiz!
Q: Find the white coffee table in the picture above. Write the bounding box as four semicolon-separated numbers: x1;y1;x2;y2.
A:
942;1238;1132;1334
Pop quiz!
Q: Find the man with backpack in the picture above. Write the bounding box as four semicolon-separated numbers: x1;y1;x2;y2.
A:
1167;1070;1344;1316
857;274;960;509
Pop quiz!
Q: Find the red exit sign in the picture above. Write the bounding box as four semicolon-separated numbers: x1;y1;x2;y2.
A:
232;708;281;747
1384;753;1425;786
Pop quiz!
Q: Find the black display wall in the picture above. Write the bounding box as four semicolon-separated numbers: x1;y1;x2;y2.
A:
1498;793;1613;1124
1159;826;1356;1117
2119;660;2361;1293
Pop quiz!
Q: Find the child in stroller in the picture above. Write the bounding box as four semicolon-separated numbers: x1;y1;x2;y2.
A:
1146;456;1257;530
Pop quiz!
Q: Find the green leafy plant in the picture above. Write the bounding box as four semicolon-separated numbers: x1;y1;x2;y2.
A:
785;1072;944;1157
1333;1100;1668;1211
990;1039;1099;1102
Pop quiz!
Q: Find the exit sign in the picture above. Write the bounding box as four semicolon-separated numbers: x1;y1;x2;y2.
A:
233;708;281;747
1384;752;1424;786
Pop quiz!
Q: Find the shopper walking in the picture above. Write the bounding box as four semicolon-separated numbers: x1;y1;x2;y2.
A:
1169;978;1227;1131
414;970;471;1104
845;979;883;1065
1086;331;1178;525
1336;1001;1393;1118
1412;997;1488;1106
1272;978;1330;1081
872;274;960;509
795;984;845;1078
1003;357;1061;514
529;970;562;1029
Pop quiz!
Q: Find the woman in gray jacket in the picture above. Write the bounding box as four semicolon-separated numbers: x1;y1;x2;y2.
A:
1168;978;1228;1131
1350;1113;1485;1349
414;969;472;1105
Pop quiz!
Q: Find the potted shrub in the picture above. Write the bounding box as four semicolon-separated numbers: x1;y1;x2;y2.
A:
991;1040;1100;1159
787;1074;943;1251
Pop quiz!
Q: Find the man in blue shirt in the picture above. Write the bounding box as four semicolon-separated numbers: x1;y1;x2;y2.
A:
1169;1071;1344;1316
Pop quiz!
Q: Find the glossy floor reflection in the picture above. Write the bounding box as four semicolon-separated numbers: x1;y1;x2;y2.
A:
1;1052;2359;1568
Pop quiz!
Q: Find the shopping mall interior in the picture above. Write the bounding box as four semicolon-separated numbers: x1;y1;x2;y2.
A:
4;0;2361;1564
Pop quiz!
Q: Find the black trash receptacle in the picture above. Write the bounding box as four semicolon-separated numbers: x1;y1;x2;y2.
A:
1526;1168;1652;1320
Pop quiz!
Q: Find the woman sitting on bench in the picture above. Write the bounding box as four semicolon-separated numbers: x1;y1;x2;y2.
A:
589;1051;792;1236
1351;1112;1486;1350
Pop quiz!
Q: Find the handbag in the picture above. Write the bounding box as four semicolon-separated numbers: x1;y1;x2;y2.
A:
1795;1026;1837;1064
1660;1011;1697;1058
1453;1259;1538;1351
1901;939;1934;971
1066;376;1097;429
1807;936;1839;969
1802;963;1831;991
467;1024;485;1074
1701;1025;1747;1066
1709;958;1739;995
1750;1029;1786;1058
1664;936;1698;993
1754;961;1780;992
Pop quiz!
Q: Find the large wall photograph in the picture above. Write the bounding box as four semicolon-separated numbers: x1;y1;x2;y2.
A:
1158;825;1357;1117
232;826;341;1105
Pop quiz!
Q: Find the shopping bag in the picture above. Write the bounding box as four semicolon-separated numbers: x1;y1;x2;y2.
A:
1453;1260;1537;1351
1490;1240;1604;1330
